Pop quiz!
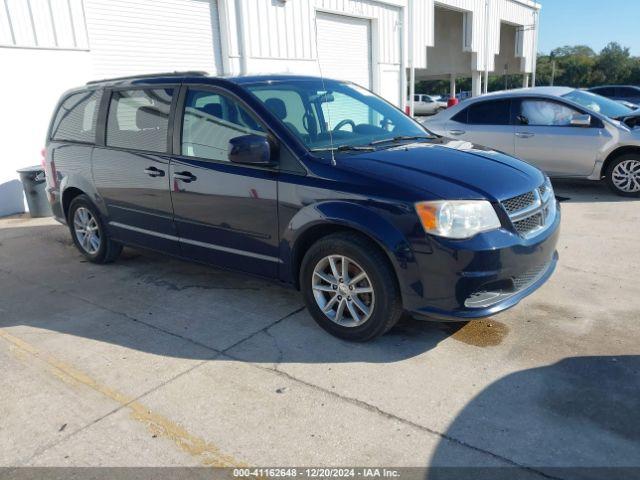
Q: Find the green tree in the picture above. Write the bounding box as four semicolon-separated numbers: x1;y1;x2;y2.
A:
549;45;596;87
594;42;632;85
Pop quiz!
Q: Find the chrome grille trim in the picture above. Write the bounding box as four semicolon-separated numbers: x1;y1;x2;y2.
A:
502;191;536;214
501;181;556;238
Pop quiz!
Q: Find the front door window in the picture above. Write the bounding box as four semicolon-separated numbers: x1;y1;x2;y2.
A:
181;90;266;161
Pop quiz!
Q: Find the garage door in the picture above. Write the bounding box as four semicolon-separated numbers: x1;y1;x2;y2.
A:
315;12;372;89
85;0;223;77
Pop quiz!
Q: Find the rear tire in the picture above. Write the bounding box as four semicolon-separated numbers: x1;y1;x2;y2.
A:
68;194;122;263
300;232;402;342
605;154;640;197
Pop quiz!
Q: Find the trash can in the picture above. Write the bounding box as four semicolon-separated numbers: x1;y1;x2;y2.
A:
17;166;53;218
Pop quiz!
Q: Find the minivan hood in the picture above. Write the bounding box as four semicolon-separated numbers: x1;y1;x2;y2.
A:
338;139;545;201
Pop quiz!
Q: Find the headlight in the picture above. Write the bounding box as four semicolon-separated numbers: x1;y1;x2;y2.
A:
415;200;501;239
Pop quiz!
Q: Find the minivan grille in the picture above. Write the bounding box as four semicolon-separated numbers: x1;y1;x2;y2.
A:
513;212;544;235
502;191;536;214
501;181;555;238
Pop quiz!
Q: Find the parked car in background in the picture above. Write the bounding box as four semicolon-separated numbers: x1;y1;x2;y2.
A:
425;86;640;196
45;73;560;341
410;94;447;115
588;85;640;106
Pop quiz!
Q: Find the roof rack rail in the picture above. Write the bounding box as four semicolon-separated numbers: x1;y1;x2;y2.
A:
86;71;209;85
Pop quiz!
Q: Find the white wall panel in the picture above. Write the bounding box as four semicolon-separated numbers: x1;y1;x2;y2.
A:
233;0;403;104
316;11;372;88
0;47;91;214
1;0;89;49
84;0;223;77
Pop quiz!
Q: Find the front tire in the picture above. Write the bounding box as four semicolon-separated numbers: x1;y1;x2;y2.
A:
605;154;640;197
300;232;402;342
68;195;122;263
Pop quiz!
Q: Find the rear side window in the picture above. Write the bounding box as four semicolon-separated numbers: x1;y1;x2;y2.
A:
467;100;511;125
106;89;174;152
51;91;101;143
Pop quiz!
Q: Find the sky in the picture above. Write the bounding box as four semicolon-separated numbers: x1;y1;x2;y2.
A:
537;0;640;56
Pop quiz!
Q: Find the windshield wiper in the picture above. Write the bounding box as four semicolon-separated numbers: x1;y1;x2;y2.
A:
369;135;435;146
310;144;375;152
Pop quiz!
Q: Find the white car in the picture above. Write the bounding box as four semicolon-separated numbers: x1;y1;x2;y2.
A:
410;94;447;116
424;87;640;196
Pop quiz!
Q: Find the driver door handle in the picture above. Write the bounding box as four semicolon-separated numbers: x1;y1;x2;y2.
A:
449;129;466;136
516;132;535;139
173;171;197;183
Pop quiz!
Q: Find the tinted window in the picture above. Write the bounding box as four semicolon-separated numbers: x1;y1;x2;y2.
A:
618;87;639;99
181;89;265;161
520;100;579;126
591;87;614;97
451;108;468;123
51;91;101;143
106;89;173;152
467;100;511;125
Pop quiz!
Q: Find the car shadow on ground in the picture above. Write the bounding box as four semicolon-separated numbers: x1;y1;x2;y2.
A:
551;178;640;204
428;355;640;479
0;223;478;364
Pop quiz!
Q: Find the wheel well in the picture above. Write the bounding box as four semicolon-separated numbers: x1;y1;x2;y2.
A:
61;187;84;220
603;147;640;176
291;224;396;290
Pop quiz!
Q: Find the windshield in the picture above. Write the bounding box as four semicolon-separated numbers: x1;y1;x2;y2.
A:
562;90;634;119
246;79;430;152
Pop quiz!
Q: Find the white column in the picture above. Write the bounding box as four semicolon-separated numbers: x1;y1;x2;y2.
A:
408;0;415;116
523;74;530;88
450;74;456;98
472;72;482;97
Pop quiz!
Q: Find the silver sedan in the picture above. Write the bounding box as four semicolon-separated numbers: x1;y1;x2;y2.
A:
424;87;640;196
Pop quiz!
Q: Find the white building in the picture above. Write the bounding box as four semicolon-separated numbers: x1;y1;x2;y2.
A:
0;0;540;216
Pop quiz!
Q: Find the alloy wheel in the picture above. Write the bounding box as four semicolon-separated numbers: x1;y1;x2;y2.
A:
73;207;101;255
612;159;640;193
312;255;375;327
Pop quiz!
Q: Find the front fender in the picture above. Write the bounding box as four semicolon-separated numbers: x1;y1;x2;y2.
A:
281;201;422;304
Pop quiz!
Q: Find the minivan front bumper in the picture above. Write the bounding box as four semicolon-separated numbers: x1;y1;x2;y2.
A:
404;205;561;321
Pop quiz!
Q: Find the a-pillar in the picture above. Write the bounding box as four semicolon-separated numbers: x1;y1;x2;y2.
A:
471;71;483;97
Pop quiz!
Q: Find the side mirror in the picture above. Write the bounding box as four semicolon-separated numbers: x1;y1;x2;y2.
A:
228;134;274;166
570;114;592;127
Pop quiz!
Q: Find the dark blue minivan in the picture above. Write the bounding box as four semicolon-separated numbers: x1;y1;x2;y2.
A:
45;72;560;341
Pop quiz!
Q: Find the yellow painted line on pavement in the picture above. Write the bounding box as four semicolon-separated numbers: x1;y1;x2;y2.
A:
0;328;245;467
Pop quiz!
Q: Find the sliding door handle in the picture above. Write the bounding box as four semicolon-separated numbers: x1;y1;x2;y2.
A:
144;166;165;177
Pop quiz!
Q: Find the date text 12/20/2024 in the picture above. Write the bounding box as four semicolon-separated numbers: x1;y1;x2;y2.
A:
233;469;401;478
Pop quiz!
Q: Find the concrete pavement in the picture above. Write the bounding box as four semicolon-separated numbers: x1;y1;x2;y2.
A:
0;180;638;477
